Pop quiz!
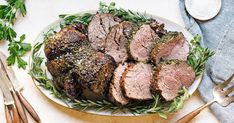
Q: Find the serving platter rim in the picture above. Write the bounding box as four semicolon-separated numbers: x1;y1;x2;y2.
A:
30;10;203;117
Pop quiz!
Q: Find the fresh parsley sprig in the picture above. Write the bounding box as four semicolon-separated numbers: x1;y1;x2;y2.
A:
187;36;214;76
0;0;31;69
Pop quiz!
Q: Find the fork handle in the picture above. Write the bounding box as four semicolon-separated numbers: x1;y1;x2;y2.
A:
16;91;41;122
176;100;215;123
5;105;13;123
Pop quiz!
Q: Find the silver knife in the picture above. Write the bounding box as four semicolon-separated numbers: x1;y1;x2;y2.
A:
0;66;21;123
0;52;40;123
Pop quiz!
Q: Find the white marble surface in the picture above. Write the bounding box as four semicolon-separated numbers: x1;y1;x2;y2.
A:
0;0;219;123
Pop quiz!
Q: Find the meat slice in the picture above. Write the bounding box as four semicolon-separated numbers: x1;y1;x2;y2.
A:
151;60;195;101
88;14;121;51
129;24;157;62
105;21;137;64
150;31;189;63
44;23;88;60
109;63;130;105
121;63;153;100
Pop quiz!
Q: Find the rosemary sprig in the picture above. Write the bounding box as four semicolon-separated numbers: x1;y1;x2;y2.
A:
72;99;120;113
43;28;57;41
0;0;31;69
59;13;93;27
187;36;214;76
29;42;62;98
98;2;149;24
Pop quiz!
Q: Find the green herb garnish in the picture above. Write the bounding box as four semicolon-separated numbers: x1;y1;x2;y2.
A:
29;42;62;98
0;0;31;69
187;36;214;76
99;2;149;24
59;13;93;27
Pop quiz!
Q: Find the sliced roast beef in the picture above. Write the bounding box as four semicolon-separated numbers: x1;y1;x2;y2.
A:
88;14;121;51
109;63;130;105
105;21;137;64
129;24;157;62
44;23;88;60
150;31;189;63
151;60;195;101
121;63;153;100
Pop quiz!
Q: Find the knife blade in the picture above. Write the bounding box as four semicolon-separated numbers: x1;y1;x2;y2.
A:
0;73;14;105
0;52;23;91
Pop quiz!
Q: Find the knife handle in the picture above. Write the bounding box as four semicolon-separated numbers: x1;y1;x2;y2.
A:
10;105;20;123
5;105;13;123
11;90;28;123
16;91;41;123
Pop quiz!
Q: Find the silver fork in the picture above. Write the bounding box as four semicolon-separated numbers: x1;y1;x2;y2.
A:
176;74;234;123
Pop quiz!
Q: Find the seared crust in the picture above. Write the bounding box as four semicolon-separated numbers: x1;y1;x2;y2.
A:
72;51;116;99
44;23;88;60
52;74;81;99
